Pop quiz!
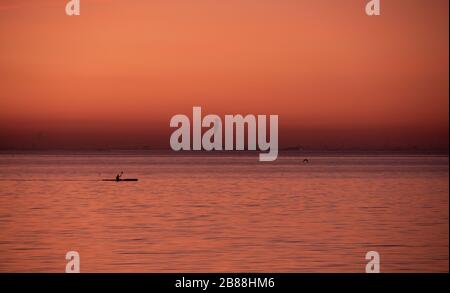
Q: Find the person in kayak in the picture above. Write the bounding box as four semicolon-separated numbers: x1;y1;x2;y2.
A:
115;171;123;182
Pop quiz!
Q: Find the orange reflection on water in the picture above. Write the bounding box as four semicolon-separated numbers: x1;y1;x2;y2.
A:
0;154;448;272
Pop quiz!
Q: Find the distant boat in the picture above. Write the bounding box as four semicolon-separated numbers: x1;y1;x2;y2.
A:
103;171;138;182
102;178;138;182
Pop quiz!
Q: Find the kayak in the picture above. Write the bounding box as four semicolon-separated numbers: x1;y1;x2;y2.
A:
102;179;139;182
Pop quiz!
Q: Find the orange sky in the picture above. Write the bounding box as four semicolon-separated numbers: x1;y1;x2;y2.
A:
0;0;448;150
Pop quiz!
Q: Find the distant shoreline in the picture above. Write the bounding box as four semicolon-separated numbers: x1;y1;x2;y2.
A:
0;149;448;157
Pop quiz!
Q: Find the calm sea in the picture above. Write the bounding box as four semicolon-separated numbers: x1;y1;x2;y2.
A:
0;152;448;272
